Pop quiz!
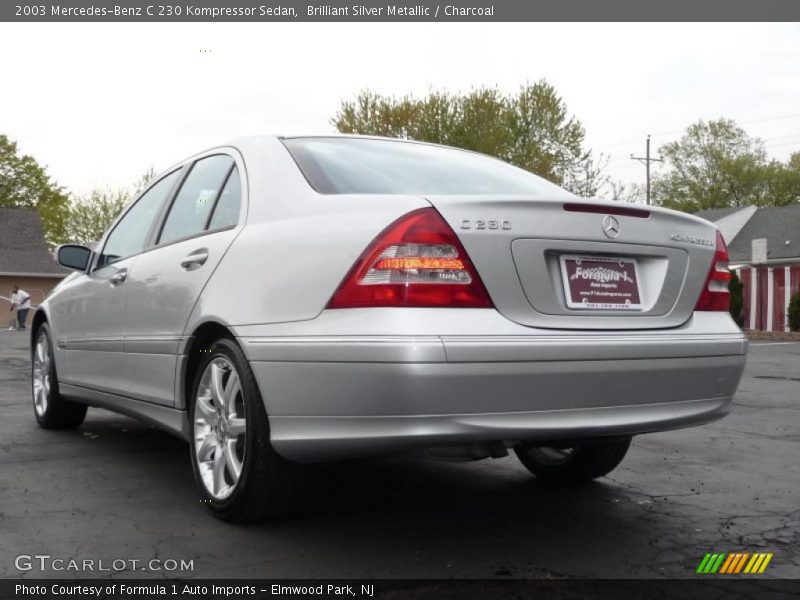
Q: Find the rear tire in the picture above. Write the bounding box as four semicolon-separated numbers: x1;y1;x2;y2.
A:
189;337;302;522
32;323;87;429
515;438;631;483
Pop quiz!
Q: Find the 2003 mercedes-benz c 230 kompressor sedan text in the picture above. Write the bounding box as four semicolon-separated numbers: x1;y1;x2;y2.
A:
31;136;747;521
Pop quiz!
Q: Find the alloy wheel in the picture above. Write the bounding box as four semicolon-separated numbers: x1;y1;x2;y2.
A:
193;357;247;500
32;333;51;417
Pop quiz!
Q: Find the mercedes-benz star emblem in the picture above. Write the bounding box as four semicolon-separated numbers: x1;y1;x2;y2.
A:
602;215;620;239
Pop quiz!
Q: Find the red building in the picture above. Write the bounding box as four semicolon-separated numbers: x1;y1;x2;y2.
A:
696;204;800;332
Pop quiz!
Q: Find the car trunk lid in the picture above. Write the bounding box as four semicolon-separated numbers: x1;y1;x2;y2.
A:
424;195;719;330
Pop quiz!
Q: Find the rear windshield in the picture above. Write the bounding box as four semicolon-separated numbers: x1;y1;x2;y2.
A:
282;137;574;197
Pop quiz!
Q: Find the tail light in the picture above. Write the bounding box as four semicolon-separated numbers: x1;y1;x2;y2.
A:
327;208;493;309
695;231;731;312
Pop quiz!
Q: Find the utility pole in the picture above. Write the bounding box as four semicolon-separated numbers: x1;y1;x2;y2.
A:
631;134;663;205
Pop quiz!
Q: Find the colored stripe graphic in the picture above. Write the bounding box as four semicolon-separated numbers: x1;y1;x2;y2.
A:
698;552;773;574
719;554;736;574
711;554;726;573
720;553;741;574
697;554;713;573
697;553;727;573
734;553;750;573
744;554;761;573
745;553;774;574
758;553;773;573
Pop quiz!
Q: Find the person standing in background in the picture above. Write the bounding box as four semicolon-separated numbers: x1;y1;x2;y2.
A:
9;286;31;331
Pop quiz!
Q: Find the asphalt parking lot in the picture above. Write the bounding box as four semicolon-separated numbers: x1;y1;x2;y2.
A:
0;331;797;580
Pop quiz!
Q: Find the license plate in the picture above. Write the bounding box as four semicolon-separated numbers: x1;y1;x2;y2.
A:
560;255;642;310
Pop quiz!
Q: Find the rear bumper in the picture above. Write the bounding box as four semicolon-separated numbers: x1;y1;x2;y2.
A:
266;397;732;462
241;313;747;462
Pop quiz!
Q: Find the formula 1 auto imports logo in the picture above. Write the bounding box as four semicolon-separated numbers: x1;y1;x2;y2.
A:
569;265;634;284
696;552;773;574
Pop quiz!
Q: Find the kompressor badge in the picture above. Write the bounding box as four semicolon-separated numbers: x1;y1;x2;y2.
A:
669;232;714;247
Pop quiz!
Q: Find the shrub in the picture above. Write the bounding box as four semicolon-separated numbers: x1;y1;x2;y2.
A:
789;291;800;332
728;270;744;326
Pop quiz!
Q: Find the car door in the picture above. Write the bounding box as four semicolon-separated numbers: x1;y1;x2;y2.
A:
52;170;182;394
123;153;245;406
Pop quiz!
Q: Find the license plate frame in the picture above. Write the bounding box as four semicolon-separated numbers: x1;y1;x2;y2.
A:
559;254;643;310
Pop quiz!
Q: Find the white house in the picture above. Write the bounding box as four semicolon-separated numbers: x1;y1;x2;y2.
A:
696;204;800;331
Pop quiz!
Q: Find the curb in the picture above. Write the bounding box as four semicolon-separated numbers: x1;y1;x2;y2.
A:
744;330;800;341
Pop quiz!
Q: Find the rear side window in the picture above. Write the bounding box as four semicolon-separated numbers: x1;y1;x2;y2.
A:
159;155;234;245
100;170;180;266
208;166;242;230
283;137;573;197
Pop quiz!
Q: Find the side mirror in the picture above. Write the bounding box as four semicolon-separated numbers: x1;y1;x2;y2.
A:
56;244;92;272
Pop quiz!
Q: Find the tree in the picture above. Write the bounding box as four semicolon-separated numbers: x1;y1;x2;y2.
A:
728;270;744;327
770;152;800;205
789;291;800;332
64;168;155;245
0;134;70;247
65;188;130;246
332;82;602;194
653;119;799;212
603;180;645;204
133;167;157;194
565;152;610;198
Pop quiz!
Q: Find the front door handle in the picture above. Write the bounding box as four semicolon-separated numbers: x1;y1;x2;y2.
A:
109;268;128;286
180;249;209;270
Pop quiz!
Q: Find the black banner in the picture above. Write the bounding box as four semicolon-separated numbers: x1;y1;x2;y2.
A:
3;580;800;600
3;0;800;22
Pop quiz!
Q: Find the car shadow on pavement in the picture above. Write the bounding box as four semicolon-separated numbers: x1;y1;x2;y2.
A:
7;411;707;579
55;413;637;529
297;456;619;522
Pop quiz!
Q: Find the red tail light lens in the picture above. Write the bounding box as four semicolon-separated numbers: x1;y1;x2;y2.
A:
327;208;493;309
695;231;731;312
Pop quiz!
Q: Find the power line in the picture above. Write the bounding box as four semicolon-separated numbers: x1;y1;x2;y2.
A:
598;112;800;152
762;133;800;142
764;140;800;149
598;135;645;151
740;112;800;126
604;163;641;172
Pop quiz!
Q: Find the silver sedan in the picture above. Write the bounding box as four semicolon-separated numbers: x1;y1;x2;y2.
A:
32;136;747;521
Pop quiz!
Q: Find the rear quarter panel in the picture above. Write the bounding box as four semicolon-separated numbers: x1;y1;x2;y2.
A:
186;136;430;328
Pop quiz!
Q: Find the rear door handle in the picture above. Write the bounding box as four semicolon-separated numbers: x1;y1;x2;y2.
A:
109;268;128;286
180;249;209;270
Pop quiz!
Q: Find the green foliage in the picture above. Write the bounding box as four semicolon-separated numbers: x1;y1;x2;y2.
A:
606;180;645;204
0;134;70;247
64;168;155;245
332;82;607;195
770;152;800;205
789;291;800;332
66;189;130;245
134;167;157;194
654;119;800;212
728;270;744;326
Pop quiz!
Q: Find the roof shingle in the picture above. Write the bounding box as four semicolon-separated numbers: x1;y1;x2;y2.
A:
727;203;800;263
0;207;67;275
694;206;747;222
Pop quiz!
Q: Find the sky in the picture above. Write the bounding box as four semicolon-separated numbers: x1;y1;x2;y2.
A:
1;22;799;197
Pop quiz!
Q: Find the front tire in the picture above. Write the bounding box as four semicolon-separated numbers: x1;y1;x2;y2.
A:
32;323;87;429
189;337;302;522
515;438;632;483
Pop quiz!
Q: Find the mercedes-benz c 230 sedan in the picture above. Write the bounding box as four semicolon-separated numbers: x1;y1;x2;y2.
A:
32;136;747;521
